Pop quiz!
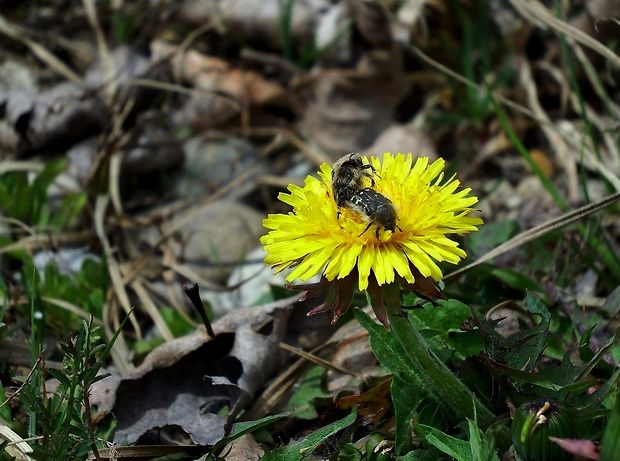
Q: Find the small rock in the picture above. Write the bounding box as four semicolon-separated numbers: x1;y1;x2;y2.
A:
515;175;557;229
172;137;262;199
0;60;36;92
137;200;264;285
207;246;287;317
33;248;100;278
66;139;97;182
362;124;437;159
123;120;183;176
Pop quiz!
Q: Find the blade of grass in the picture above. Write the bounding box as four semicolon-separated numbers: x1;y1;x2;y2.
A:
508;0;620;70
278;0;294;60
489;93;620;279
445;191;620;280
600;394;620;461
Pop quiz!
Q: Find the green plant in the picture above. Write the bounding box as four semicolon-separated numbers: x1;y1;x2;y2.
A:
15;316;122;460
0;159;86;231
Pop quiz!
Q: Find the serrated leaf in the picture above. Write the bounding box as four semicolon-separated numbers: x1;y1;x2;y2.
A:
411;300;471;332
504;293;550;371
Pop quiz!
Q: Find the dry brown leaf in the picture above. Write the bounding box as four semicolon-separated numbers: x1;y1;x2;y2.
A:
221;434;264;461
301;52;406;156
0;83;106;154
177;0;328;53
91;299;295;446
151;41;291;128
300;0;410;156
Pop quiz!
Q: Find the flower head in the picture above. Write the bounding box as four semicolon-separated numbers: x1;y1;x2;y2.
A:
260;153;481;325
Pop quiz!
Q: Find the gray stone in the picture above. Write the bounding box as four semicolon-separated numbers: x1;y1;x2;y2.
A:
207;245;287;317
0;60;36;92
172;137;263;199
136;200;265;287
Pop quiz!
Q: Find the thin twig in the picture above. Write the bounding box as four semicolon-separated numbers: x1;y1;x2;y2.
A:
446;192;620;281
279;342;355;376
0;356;43;410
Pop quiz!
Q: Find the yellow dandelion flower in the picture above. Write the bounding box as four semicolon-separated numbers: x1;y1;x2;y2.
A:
261;153;481;290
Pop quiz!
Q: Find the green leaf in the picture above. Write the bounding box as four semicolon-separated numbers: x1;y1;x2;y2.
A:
396;452;428;461
416;424;473;461
354;309;427;391
410;300;483;358
52;192;87;228
336;443;362;461
489;267;545;295
504;293;550;371
285;366;328;419
262;410;356;461
46;369;71;388
213;412;290;452
468;220;517;257
411;300;470;332
0;383;11;422
467;419;500;461
601;393;620;461
392;377;419;455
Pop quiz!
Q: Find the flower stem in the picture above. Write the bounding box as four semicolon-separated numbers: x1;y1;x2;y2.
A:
383;283;495;426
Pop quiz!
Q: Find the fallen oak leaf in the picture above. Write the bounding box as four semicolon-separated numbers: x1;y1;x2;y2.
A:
91;297;298;446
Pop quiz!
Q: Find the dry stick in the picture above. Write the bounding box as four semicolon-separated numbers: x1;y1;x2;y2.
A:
508;0;620;70
0;215;36;237
0;356;43;410
519;59;579;201
127;78;241;113
278;342;355;376
125;165;259;281
410;44;620;184
94;196;141;338
409;45;542;123
445;191;620;282
94;196;137;375
130;279;174;341
41;297;104;325
0;161;45;175
245;341;337;420
183;282;215;338
83;0;116;104
0;14;83;84
534;62;620;191
413;38;620;196
0;230;92;255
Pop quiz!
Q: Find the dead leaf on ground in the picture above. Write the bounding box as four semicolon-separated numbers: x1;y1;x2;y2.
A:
152;41;293;128
221;434;264;461
300;1;406;156
324;315;377;393
177;0;329;53
0;83;106;154
336;377;392;423
92;300;294;446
